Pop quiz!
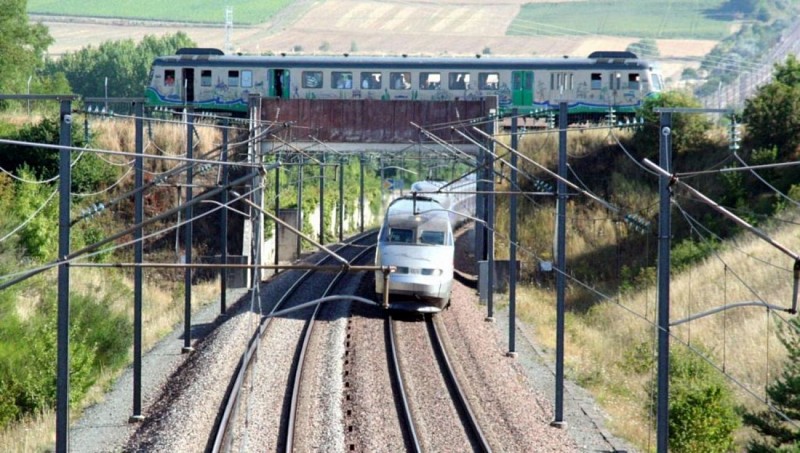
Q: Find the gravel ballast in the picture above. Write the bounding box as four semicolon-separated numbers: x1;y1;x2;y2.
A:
68;228;637;452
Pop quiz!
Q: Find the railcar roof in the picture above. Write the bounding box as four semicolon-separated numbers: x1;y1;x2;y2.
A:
386;197;442;215
152;53;656;71
385;197;450;227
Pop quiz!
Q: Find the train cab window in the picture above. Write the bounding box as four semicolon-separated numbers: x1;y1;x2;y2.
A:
360;72;382;89
241;70;253;88
302;71;323;89
332;71;353;89
628;73;641;90
164;70;176;86
448;72;470;90
200;70;212;87
419;230;445;245
228;70;240;87
478;72;499;90
390;72;411;90
389;228;414;243
652;73;663;91
420;72;441;90
591;73;602;90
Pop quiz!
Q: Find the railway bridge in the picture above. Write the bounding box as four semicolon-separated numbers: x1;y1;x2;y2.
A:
256;97;492;153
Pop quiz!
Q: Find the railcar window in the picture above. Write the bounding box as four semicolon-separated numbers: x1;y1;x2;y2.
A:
360;72;382;89
201;70;212;87
550;72;573;90
389;228;414;243
228;70;239;87
164;70;176;86
628;73;640;90
479;72;499;90
390;72;411;90
302;71;323;89
241;70;253;88
332;71;353;89
419;230;445;245
448;72;470;90
420;72;441;90
591;73;602;90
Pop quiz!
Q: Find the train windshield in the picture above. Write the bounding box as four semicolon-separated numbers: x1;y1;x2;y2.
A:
381;198;453;245
389;228;414;243
650;70;664;92
419;230;445;245
386;226;449;245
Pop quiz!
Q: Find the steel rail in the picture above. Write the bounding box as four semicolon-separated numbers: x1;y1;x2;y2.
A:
426;314;492;452
387;314;423;453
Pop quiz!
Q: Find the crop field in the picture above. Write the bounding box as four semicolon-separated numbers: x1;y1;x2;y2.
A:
27;0;293;25
36;0;718;82
509;0;733;40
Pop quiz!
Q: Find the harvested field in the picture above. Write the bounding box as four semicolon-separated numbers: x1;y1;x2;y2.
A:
36;0;716;82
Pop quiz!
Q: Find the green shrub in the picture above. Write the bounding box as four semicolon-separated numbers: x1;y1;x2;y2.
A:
0;283;131;428
0;116;119;194
651;346;740;452
12;167;58;260
671;238;717;273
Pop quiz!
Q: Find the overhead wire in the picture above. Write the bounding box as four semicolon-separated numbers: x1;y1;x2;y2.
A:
73;185;260;264
674;197;793;273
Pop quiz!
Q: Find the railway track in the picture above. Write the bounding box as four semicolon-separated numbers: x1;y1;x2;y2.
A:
210;231;378;452
209;226;491;452
285;239;377;451
388;313;492;453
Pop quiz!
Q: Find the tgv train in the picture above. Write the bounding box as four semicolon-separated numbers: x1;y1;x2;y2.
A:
146;48;663;117
375;176;476;313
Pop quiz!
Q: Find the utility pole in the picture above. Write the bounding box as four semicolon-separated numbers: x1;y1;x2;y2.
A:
552;102;568;428
56;98;74;453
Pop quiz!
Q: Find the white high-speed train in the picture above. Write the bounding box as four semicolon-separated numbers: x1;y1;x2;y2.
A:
375;176;476;312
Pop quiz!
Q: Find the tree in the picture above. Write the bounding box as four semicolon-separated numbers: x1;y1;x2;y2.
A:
626;39;660;59
719;0;761;16
43;32;195;98
743;54;800;160
0;0;53;99
744;317;800;452
632;90;713;158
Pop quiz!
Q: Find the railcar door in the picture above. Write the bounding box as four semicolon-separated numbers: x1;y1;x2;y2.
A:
511;71;533;107
182;68;195;103
269;69;290;99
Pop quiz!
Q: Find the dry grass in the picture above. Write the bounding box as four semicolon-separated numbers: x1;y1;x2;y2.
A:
0;410;56;453
509;210;800;450
90;117;222;173
494;127;631;266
